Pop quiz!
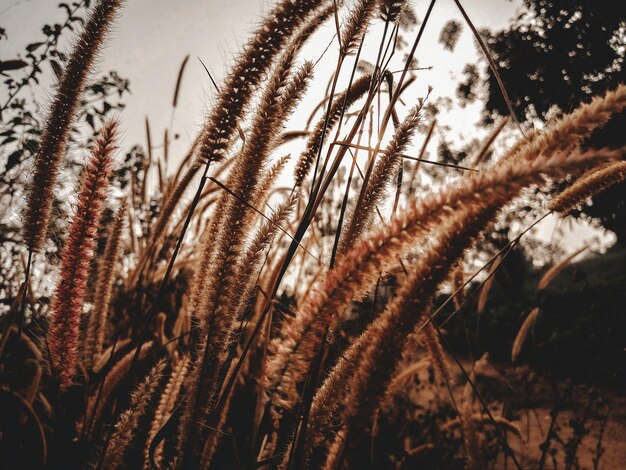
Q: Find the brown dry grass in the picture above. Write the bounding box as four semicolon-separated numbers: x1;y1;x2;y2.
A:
1;0;625;469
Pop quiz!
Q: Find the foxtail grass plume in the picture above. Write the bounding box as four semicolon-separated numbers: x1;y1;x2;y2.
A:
501;84;626;166
340;0;378;56
144;356;190;469
293;74;372;189
378;0;408;22
23;0;122;253
303;147;618;461
85;341;153;436
549;159;626;215
264;147;618;414
511;307;541;363
195;0;325;165
340;103;422;250
537;245;589;290
83;203;126;372
177;49;314;467
47;122;117;389
102;359;166;470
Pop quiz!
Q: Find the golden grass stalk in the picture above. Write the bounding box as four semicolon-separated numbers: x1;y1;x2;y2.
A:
23;0;121;253
422;322;452;388
253;155;291;209
549;159;626;215
144;356;189;470
340;104;422;250
83;203;126;372
193;50;306;337
232;195;298;322
537;245;588;291
303;148;617;460
264;147;618;413
305;200;503;468
177;49;313;466
502;84;626;165
281;62;317;116
477;254;503;314
340;0;377;56
199;380;235;468
101;358;166;470
511;307;540;363
195;0;324;165
137;4;332;280
378;0;408;22
321;426;348;470
451;263;466;311
315;209;510;468
293;74;372;189
85;341;153;436
238;62;312;224
47;122;117;389
199;196;298;463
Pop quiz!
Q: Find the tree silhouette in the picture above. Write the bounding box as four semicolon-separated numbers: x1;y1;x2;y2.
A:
459;0;626;243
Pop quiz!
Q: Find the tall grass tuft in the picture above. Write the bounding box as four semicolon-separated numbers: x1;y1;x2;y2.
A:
550;159;626;215
47;122;117;389
3;2;626;469
22;0;122;253
101;359;166;470
83;203;126;371
303;147;618;463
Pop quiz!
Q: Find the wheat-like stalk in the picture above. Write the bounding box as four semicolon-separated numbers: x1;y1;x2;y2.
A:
102;358;166;470
264;147;618;414
378;0;408;22
195;0;324;165
135;4;333;281
549;159;626;215
451;262;466;311
303;148;616;462
177;49;314;467
144;356;189;469
293;74;373;189
6;2;626;467
308;202;503;468
85;341;153;436
265;86;626;408
23;0;122;253
252;155;291;210
511;307;541;363
47;122;117;389
83;203;126;372
477;254;503;314
231;195;298;325
340;103;422;251
340;0;378;56
537;245;589;290
502;84;626;165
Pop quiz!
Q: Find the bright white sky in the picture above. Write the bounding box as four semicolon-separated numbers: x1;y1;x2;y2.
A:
1;0;613;254
1;0;520;155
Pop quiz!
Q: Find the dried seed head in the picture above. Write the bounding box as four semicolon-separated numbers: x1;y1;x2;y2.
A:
23;0;122;253
47;121;117;389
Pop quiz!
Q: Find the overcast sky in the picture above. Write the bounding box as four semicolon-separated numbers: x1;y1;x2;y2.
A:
2;0;521;153
1;0;611;252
